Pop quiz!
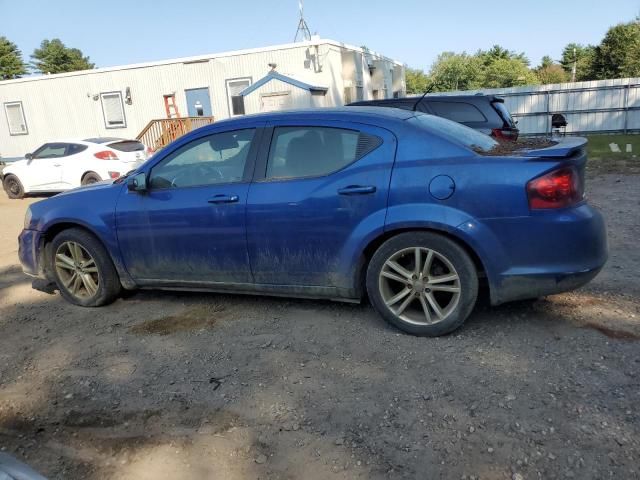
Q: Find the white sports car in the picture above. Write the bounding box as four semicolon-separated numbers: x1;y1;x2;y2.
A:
1;137;149;199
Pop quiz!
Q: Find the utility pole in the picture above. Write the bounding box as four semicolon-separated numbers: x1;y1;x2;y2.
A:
294;0;312;42
571;47;577;83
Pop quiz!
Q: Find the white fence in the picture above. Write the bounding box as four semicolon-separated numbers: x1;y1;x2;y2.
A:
433;77;640;136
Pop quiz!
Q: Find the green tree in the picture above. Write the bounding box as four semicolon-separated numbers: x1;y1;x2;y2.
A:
0;36;28;80
536;64;569;84
405;67;430;94
536;56;569;84
30;38;94;74
591;19;640;79
428;52;484;91
560;43;597;81
481;57;539;88
477;45;530;66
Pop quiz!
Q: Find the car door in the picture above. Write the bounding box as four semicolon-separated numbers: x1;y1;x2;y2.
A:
58;143;90;188
115;126;263;284
245;120;396;289
23;143;67;191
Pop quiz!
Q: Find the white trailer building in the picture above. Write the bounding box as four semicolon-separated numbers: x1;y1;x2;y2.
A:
0;38;405;159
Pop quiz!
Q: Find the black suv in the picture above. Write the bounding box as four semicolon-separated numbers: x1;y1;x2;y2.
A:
349;94;519;140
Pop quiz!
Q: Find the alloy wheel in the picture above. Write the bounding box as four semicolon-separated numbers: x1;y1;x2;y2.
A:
378;247;461;325
7;178;20;196
54;241;100;299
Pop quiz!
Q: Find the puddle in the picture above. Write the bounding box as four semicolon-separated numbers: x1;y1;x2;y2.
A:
129;305;228;335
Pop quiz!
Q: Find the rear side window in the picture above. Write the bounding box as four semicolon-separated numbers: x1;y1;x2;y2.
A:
428;102;487;123
265;127;381;180
408;114;497;153
108;140;145;152
67;144;88;155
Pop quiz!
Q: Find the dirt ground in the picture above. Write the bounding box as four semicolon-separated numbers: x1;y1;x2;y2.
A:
0;171;638;480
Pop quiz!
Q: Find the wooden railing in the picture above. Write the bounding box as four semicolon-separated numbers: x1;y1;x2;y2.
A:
136;117;214;152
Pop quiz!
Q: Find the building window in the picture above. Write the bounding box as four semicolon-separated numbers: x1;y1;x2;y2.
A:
3;101;28;135
100;92;126;129
356;85;364;101
226;78;251;116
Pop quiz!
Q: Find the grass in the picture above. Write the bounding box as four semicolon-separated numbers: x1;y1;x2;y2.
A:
584;134;640;174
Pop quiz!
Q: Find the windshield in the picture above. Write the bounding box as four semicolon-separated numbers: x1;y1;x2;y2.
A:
408;113;498;153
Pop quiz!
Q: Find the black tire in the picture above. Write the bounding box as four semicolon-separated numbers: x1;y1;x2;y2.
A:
49;228;121;307
3;174;25;199
366;232;478;336
81;172;102;185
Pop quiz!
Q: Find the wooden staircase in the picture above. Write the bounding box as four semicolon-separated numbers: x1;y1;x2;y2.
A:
136;117;214;152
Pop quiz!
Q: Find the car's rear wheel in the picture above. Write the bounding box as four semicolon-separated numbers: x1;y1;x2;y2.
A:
366;232;478;336
3;174;25;199
81;172;102;185
50;228;121;307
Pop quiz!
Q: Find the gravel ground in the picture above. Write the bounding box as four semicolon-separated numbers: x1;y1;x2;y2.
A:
0;172;638;480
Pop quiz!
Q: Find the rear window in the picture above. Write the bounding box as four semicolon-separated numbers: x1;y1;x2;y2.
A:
428;101;486;123
408;113;497;153
107;140;145;152
492;101;516;128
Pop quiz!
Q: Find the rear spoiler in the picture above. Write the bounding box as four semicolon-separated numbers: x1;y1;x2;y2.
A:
521;137;587;158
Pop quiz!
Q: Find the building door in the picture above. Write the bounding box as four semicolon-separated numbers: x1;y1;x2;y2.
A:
260;92;291;112
185;88;212;117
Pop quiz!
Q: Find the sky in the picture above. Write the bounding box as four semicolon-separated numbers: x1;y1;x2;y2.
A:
1;0;639;72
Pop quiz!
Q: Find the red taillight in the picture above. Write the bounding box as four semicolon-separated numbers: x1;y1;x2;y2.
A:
94;150;119;160
108;171;121;179
491;128;519;141
527;167;583;209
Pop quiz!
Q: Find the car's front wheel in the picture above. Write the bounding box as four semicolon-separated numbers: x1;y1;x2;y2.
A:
3;174;25;199
50;228;121;307
366;232;478;336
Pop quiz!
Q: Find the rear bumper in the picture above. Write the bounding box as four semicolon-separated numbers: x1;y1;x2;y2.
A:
463;203;608;305
18;229;46;278
491;265;603;305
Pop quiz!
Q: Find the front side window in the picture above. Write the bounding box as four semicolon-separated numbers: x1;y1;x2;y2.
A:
33;143;68;159
149;129;255;189
266;126;380;180
100;92;126;129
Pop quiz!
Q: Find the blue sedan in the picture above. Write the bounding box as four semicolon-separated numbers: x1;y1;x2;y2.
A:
18;108;607;336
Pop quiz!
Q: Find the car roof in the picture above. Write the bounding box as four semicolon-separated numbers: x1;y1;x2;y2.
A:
350;94;503;105
83;137;140;144
213;106;419;127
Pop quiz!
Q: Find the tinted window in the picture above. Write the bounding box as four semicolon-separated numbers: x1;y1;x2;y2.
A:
408;114;497;152
492;101;516;127
428;102;487;123
67;144;88;155
33;143;68;159
108;140;145;152
266;127;365;180
149;129;255;189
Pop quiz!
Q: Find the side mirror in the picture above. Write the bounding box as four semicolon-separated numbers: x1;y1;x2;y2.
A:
25;153;33;163
127;172;148;193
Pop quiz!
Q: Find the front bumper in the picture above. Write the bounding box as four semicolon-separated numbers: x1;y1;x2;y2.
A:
18;229;46;278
